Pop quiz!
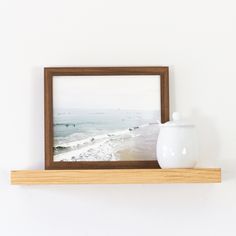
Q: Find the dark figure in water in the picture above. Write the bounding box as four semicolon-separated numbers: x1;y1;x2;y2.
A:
54;146;67;151
129;126;139;131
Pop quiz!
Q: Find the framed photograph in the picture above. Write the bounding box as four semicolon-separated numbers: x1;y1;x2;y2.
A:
45;67;169;169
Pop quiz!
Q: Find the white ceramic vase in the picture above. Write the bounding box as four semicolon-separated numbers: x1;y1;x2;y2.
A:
156;112;198;168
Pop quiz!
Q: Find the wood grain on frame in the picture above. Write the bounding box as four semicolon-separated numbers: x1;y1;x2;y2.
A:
44;67;170;170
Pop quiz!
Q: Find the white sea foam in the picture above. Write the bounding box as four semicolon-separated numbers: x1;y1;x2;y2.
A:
54;127;139;149
54;139;116;161
54;123;158;162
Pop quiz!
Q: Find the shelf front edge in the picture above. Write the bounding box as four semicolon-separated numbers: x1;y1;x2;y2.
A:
11;168;221;185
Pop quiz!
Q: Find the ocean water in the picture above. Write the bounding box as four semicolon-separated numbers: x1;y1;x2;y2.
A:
53;109;160;161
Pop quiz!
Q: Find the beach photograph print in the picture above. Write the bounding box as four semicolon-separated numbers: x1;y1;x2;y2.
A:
53;75;161;162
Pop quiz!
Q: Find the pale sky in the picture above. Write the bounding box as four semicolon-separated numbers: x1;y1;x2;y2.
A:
53;75;160;110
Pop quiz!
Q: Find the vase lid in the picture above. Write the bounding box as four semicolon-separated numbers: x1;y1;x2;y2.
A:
161;112;195;127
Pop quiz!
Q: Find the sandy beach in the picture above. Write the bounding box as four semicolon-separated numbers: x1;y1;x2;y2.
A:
54;123;159;162
116;124;159;161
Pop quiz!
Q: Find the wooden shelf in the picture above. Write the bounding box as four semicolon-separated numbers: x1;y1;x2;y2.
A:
11;168;221;185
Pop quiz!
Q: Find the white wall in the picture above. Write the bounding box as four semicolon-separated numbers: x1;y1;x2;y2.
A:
0;0;236;235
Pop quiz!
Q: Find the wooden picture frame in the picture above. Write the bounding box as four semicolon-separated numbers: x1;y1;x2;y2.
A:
45;67;169;169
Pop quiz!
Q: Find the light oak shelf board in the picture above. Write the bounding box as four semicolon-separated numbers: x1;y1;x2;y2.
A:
11;168;221;185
